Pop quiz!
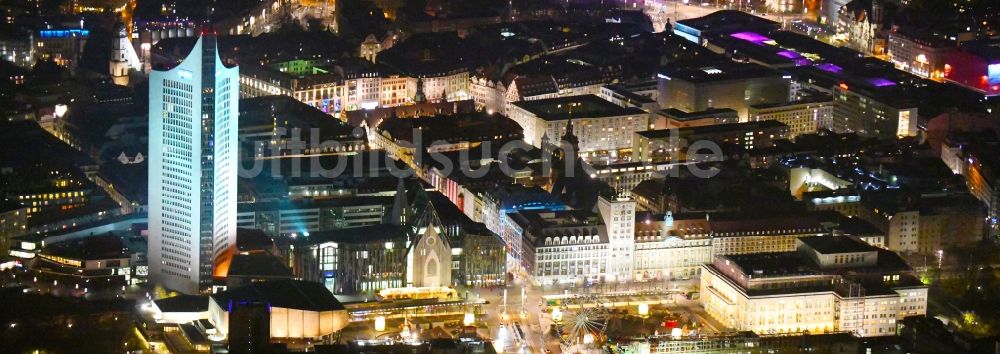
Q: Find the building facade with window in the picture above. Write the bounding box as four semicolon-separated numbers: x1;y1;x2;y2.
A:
701;236;927;337
508;95;647;162
148;35;239;294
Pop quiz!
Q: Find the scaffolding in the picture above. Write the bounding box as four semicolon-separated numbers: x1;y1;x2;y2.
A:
835;280;866;335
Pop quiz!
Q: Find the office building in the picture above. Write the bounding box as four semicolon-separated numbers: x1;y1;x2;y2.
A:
0;199;27;265
238;95;365;159
508;94;647;161
709;216;827;256
31;233;133;289
293;186;506;294
599;194;637;282
0;32;33;68
474;183;567;238
620;331;858;354
471;64;610;116
701;236;927;337
236;197;395;237
504;194;636;285
507;209;610;286
886;28;955;80
369;112;523;172
831;82;918;138
34;28;89;72
294;224;410;294
749;96;835;139
940;137;1000;237
807;189;987;254
656;108;739;129
789;58;921;138
633;120;789;163
148;35;239;294
656;62;790;120
633;212;713;281
239;59;414;116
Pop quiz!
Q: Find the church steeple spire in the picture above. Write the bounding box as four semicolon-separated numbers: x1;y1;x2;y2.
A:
109;22;132;85
560;103;579;158
414;77;427;103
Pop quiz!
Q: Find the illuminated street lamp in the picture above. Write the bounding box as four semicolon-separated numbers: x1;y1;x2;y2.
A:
583;333;594;344
638;303;649;318
463;313;475;326
552;308;563;322
374;316;386;332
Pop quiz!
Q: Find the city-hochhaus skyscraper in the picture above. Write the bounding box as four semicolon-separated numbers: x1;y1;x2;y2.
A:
148;34;238;294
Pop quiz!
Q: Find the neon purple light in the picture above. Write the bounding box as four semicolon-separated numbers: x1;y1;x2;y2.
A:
868;78;896;87
817;63;843;73
731;31;772;45
794;59;813;66
777;50;803;59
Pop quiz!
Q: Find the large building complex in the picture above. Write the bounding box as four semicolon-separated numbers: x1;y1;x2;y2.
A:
886;28;955;80
508;95;647;162
148;35;239;294
831;83;918;139
807;189;988;254
3;1;993;352
292;185;507;294
507;193;828;285
656;61;791;120
701;236;928;337
239;58;469;117
633;120;789;163
749;96;835;139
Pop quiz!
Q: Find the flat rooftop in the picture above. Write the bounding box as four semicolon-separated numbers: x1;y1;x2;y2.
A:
659;61;783;83
40;233;127;261
637;120;788;139
212;279;345;312
661;107;738;120
676;10;780;34
154;294;209;313
835;217;884;237
375;112;523;144
799;235;878;254
300;224;408;245
511;94;644;121
750;94;833;109
725;252;817;277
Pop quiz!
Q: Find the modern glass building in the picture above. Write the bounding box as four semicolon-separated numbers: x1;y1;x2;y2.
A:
148;35;239;294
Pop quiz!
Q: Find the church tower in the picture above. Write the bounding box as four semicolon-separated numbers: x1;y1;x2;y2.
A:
110;22;131;86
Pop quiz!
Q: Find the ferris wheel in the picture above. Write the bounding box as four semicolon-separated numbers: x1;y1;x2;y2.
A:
553;295;610;352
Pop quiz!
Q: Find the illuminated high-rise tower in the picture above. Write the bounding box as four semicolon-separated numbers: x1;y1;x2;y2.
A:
148;34;238;294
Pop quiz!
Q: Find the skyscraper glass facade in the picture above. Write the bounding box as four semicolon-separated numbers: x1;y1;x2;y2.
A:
148;35;239;294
